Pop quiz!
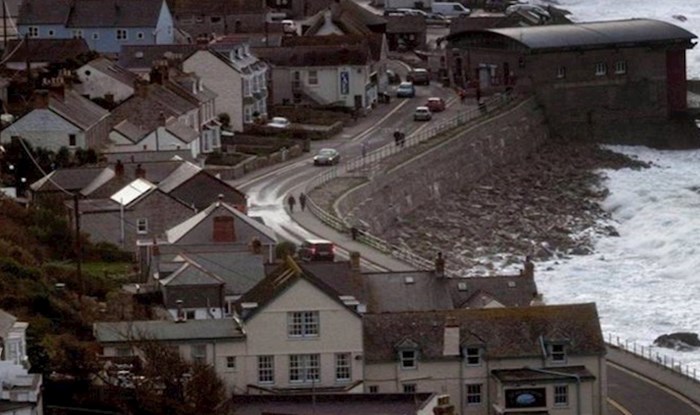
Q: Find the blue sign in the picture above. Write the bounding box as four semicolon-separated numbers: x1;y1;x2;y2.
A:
340;71;349;95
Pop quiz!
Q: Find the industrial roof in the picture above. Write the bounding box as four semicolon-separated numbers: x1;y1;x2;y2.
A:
454;19;697;51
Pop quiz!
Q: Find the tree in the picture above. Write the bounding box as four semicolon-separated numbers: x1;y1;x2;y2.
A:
217;112;231;129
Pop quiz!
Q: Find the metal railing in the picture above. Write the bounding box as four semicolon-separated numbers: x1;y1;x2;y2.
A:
606;333;700;382
303;91;519;273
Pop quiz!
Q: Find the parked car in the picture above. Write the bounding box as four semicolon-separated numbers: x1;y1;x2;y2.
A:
395;8;430;17
267;117;290;128
313;148;340;166
426;97;446;112
387;69;401;85
396;82;416;98
414;106;432;121
298;239;335;262
407;68;430;85
426;12;450;25
431;2;471;17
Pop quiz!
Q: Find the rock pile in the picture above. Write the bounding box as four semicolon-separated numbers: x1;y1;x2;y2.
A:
380;141;649;274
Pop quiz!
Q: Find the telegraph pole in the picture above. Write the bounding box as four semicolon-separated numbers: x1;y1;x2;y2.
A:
73;194;83;301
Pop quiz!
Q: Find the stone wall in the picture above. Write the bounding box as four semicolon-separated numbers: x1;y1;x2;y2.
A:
336;98;550;233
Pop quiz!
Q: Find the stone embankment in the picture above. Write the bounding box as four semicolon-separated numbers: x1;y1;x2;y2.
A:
379;140;649;274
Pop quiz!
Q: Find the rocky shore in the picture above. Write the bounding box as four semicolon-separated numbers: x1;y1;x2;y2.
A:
379;140;649;275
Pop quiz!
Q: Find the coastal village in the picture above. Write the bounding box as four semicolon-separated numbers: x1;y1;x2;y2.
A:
0;0;699;414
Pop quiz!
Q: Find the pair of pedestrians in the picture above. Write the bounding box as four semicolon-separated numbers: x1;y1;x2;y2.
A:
287;192;307;212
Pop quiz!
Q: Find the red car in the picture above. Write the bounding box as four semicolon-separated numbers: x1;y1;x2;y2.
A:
426;97;446;112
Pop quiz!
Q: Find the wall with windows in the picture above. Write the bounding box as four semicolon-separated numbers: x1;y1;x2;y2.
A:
19;25;173;53
0;109;85;152
237;278;363;391
107;125;200;159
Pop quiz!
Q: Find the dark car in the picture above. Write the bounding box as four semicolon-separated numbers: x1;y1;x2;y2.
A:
298;239;335;262
313;148;340;166
426;97;446;112
407;68;430;85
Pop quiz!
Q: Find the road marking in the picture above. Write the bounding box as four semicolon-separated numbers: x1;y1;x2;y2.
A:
607;397;632;415
608;361;700;413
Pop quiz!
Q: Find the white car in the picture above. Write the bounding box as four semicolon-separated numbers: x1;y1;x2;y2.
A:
267;117;291;128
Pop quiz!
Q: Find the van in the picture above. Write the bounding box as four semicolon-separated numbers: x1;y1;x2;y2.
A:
431;2;471;17
407;68;430;85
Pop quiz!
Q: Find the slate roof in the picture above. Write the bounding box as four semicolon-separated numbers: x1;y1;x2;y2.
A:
167;0;264;15
19;0;165;27
168;251;266;295
255;45;370;67
94;318;244;343
164;117;198;144
83;57;139;87
231;393;436;415
281;34;382;62
159;256;225;286
0;309;17;338
3;38;90;64
30;166;112;193
157;160;201;192
492;366;596;383
50;90;109;130
118;44;201;72
109;83;197;131
363;303;605;363
386;15;426;34
112;119;150;143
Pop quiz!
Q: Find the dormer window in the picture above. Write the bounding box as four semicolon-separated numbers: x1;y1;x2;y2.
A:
399;350;417;370
550;343;567;363
464;346;482;366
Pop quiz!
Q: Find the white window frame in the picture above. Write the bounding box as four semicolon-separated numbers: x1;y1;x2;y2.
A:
243;79;250;96
191;344;206;365
72;29;83;39
399;350;417;370
369;385;379;393
594;62;607;76
465;347;481;366
614;60;627;75
466;383;482;405
288;311;319;338
226;356;236;370
136;218;148;234
556;66;566;79
403;383;416;393
258;355;274;384
27;26;39;38
289;354;320;383
92;32;100;40
136;31;144;40
554;385;569;406
308;70;319;86
335;353;351;382
116;29;128;41
550;343;567;363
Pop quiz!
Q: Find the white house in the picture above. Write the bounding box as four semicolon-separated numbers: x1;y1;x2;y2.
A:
76;57;138;104
108;116;200;159
0;310;42;415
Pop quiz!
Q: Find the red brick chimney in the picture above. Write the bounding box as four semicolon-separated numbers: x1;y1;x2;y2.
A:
135;163;146;178
350;251;361;273
212;216;235;242
133;79;148;98
434;252;445;278
32;89;50;109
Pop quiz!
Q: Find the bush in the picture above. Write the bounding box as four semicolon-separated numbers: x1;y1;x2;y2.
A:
275;240;297;259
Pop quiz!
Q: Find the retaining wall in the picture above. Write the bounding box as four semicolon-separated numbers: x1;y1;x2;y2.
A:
336;98;550;233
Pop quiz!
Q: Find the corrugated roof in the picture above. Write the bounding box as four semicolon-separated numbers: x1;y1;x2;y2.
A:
94;318;244;343
110;178;156;206
50;90;109;131
157;161;200;193
484;18;697;51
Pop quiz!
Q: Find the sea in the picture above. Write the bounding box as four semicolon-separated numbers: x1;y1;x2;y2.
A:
531;0;700;372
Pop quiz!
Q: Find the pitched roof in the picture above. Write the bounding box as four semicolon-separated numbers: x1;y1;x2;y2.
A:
19;0;166;27
118;44;200;72
164;117;198;144
159;256;225;286
255;44;370;67
157;160;201;192
94;318;244;343
112;119;150;143
17;0;70;25
110;178;157;206
167;0;264;15
0;309;17;338
168;251;266;295
165;201;276;244
109;83;197;131
30;166;112;193
385;15;426;34
363;303;605;363
83;57;139;87
50;90;109;130
2;38;91;64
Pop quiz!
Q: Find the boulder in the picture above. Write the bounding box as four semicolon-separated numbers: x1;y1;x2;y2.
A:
654;332;700;351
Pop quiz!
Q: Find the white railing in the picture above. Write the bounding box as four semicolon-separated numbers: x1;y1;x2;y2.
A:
303;91;518;273
606;333;700;383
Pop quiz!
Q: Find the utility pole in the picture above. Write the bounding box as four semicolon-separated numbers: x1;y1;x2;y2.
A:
73;194;83;301
2;0;7;51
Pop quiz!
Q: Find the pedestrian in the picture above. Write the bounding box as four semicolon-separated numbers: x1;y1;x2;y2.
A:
287;194;296;212
361;141;368;158
394;130;401;147
399;132;406;148
299;192;307;211
351;226;359;241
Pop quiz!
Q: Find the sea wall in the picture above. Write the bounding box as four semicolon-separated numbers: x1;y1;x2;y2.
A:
336;98;550;233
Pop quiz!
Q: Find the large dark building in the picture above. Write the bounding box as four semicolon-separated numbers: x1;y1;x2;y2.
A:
446;19;698;145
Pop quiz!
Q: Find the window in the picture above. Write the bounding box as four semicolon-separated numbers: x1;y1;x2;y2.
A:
614;60;627;74
211;16;222;23
335;353;351;382
191;344;206;364
399;350;417;370
68;134;77;147
288;311;319;338
185;310;195;320
92;32;100;40
292;71;301;89
258;355;274;383
308;70;318;86
27;26;39;38
403;383;416;393
595;62;607;76
116;29;128;41
72;29;83;39
115;347;131;357
244;107;252;123
369;385;379;393
466;383;482;405
47;29;55;37
554;385;568;406
465;347;481;366
136;31;144;40
551;344;566;362
556;66;566;79
243;79;250;96
289;354;320;383
136;218;148;234
226;356;236;370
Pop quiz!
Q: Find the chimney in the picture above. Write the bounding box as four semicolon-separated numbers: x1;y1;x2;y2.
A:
442;316;460;356
158;111;167;127
135;163;146;178
133;78;148;97
250;237;262;254
32;89;50;109
350;251;361;272
104;93;115;106
212;216;235;242
522;255;534;278
434;252;445;278
115;159;124;176
149;61;169;85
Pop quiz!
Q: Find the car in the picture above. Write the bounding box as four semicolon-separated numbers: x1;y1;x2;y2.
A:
313;148;340;166
281;19;298;34
386;69;401;85
414;106;432;121
267;117;290;128
426;12;450;25
298;239;335;262
426;97;446;112
396;82;416;98
407;68;430;85
395;8;430;18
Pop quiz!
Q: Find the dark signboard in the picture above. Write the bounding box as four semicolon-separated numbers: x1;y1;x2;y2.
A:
505;388;547;408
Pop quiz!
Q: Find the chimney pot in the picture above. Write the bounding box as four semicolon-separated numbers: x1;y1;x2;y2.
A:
350;251;361;271
115;159;124;176
135;163;146;178
435;252;445;278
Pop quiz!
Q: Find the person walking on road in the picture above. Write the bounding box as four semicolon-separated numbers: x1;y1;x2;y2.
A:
394;130;401;147
287;194;296;212
299;192;307;211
